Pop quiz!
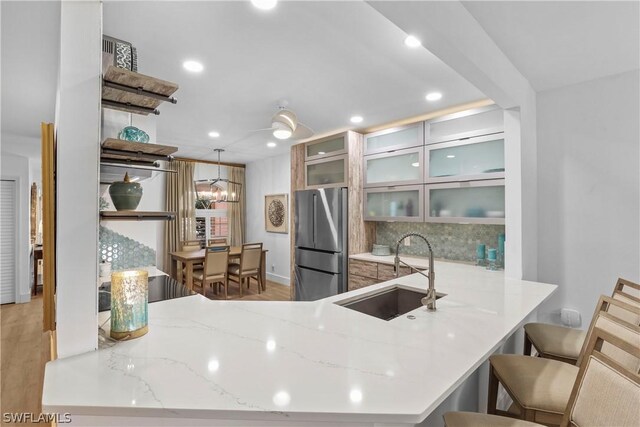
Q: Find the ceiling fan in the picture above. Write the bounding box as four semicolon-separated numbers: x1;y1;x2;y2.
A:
249;104;314;141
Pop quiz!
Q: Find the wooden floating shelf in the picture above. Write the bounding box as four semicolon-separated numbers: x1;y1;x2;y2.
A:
100;211;176;221
101;138;178;163
101;65;178;116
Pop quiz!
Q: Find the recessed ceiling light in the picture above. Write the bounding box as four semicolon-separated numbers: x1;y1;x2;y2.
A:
273;129;292;140
183;60;204;73
446;154;456;159
404;35;422;48
208;131;220;138
267;142;277;148
425;92;443;102
350;115;363;124
251;0;277;10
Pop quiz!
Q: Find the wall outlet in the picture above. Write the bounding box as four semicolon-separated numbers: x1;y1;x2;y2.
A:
403;236;411;246
271;264;275;272
560;308;581;328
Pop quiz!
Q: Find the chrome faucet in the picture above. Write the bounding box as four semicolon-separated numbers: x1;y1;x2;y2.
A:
394;233;437;311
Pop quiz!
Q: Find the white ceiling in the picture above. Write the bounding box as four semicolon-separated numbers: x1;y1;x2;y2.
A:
462;1;640;92
102;1;485;163
1;1;60;143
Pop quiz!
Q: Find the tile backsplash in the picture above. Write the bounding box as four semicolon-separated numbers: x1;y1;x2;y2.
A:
375;222;505;262
99;226;156;271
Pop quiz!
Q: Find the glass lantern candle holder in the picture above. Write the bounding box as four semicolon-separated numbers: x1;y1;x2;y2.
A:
110;270;149;340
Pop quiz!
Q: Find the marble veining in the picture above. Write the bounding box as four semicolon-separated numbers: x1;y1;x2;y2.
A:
43;261;556;425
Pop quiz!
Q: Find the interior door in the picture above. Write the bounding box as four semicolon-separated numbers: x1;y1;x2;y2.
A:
294;190;314;249
0;180;17;304
313;188;343;252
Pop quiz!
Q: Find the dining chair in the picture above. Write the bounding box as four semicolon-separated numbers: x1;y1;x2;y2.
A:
193;246;230;298
179;241;204;283
523;278;640;365
486;295;640;425
227;243;262;297
443;325;640;427
208;237;228;246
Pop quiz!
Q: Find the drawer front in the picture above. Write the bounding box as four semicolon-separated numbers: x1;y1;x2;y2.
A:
348;274;378;291
349;259;378;279
377;263;412;281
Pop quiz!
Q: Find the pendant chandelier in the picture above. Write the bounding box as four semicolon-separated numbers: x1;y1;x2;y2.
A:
194;148;242;204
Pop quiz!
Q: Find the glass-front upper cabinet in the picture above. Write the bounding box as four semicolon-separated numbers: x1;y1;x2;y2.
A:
364;123;423;155
305;155;348;189
425;105;503;145
364;185;423;222
425;180;505;224
305;133;347;161
364;147;424;188
426;133;504;183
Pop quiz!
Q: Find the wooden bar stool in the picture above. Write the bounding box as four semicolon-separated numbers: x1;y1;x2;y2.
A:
443;326;640;427
524;278;639;365
487;296;640;425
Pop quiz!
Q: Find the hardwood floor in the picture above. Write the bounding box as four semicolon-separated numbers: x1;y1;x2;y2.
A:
195;279;292;301
0;296;45;427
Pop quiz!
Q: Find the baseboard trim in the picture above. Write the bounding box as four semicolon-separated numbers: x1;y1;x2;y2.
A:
267;272;290;286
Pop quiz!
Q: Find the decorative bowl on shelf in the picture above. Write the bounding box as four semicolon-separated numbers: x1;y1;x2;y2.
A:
118;126;150;143
371;244;391;256
109;172;143;210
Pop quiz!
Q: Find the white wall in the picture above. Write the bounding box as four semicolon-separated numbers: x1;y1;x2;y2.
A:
245;153;291;285
0;151;32;303
55;0;102;358
536;70;640;326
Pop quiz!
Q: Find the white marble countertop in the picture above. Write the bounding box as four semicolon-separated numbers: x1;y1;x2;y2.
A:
350;252;474;269
43;261;556;425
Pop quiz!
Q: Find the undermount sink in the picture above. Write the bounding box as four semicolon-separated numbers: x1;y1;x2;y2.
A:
335;285;445;321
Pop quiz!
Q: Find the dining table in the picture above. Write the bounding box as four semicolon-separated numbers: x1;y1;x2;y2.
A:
169;246;268;291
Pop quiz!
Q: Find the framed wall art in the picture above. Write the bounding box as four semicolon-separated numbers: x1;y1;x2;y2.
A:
265;194;288;234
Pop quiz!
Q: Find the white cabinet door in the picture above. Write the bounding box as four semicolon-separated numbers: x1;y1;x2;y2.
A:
425;105;503;144
426;133;505;183
1;180;17;304
364;185;423;222
364;147;424;187
305;155;348;189
425;180;505;224
364;123;423;155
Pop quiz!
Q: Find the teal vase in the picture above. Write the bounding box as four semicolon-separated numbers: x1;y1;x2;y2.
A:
118;126;150;143
109;173;143;210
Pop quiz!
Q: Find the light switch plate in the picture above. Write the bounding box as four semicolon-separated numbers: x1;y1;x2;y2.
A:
560;308;581;328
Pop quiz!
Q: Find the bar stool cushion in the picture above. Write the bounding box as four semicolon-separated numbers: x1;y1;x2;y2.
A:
443;412;541;427
490;354;579;413
524;323;586;360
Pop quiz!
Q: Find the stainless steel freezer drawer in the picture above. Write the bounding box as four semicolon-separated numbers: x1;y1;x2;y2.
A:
295;248;341;274
294;266;342;301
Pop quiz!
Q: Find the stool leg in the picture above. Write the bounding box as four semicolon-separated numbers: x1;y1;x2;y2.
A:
524;332;533;356
487;364;499;415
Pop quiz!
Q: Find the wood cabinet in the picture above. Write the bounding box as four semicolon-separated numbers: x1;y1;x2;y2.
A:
348;258;412;291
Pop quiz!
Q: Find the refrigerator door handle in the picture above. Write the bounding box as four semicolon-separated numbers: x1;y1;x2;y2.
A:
312;193;317;247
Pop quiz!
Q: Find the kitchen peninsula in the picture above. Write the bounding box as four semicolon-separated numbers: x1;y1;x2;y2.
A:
43;261;555;426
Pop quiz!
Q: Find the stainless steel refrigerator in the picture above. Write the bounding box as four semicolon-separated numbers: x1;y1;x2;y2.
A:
294;187;348;301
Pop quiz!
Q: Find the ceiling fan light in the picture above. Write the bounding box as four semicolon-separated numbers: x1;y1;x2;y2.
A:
273;129;292;140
